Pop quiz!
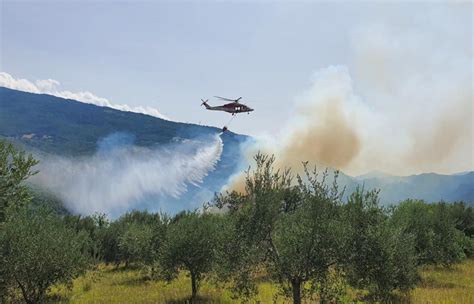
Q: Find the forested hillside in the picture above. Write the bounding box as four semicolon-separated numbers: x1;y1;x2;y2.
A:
0;86;249;154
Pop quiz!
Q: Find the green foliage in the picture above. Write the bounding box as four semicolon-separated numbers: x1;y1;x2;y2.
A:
430;203;467;265
98;220;125;265
446;202;474;237
0;140;38;223
0;140;39;301
446;202;474;257
391;200;469;265
63;213;109;262
1;143;471;303
158;211;221;301
92;211;166;266
119;222;155;266
342;188;419;301
214;153;346;304
213;211;260;299
29;186;69;215
0;207;89;303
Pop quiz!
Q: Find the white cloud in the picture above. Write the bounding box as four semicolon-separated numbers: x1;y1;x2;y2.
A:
0;72;40;93
0;72;169;120
35;79;60;91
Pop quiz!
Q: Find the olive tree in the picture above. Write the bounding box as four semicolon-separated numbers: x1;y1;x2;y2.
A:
97;211;166;266
1;207;89;303
342;189;419;301
63;213;109;263
215;154;346;304
0;140;38;222
391;200;468;266
158;211;220;301
119;222;155;267
0;140;38;301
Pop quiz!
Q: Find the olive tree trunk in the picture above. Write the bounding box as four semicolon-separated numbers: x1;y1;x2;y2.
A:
191;271;198;302
291;278;302;304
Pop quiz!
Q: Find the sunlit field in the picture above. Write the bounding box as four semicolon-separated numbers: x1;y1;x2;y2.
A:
409;259;474;304
50;265;281;304
49;259;474;304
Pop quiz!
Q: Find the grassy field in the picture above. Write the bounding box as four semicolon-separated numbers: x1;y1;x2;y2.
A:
408;259;474;304
49;259;474;303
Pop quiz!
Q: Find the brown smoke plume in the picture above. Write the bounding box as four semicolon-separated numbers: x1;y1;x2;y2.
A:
225;66;365;193
225;61;472;193
278;97;360;170
225;7;472;193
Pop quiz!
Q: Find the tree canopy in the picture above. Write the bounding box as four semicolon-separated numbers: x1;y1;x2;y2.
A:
158;211;221;301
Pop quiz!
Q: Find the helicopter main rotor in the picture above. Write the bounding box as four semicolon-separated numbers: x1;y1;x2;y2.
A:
214;96;242;103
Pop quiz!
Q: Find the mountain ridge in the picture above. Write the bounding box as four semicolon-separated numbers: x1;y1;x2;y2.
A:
1;86;472;214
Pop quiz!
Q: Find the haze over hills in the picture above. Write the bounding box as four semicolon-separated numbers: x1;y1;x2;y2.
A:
1;87;472;216
0;86;243;155
0;86;247;216
353;171;474;205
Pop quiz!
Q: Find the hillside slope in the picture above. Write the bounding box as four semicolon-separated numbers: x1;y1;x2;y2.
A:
0;87;247;215
354;171;474;205
0;86;245;155
1;87;472;214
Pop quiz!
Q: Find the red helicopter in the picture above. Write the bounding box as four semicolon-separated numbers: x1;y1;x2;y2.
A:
201;96;254;115
201;96;254;132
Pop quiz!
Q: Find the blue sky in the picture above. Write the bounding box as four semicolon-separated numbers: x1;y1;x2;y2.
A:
1;1;472;175
2;1;389;134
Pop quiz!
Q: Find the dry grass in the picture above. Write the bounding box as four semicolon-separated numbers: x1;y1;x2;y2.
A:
48;259;474;303
408;259;474;304
50;266;235;303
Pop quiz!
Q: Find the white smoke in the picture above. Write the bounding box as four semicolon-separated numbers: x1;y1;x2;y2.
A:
0;72;169;120
233;4;472;183
346;5;473;175
31;133;223;215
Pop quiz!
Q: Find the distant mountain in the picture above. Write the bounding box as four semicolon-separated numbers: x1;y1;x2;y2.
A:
355;170;394;181
1;87;472;215
352;171;474;206
0;86;247;156
0;87;247;216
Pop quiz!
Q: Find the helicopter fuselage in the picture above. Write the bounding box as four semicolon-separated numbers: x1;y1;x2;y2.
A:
203;102;254;114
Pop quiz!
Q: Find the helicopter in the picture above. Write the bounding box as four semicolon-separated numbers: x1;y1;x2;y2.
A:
201;96;254;115
201;96;254;132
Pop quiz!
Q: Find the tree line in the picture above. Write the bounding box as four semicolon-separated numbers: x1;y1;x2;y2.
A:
1;141;473;303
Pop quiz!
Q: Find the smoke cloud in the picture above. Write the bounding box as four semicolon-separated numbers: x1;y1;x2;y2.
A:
225;66;369;192
227;6;472;192
348;6;473;175
278;67;364;171
0;72;169;120
31;133;223;216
